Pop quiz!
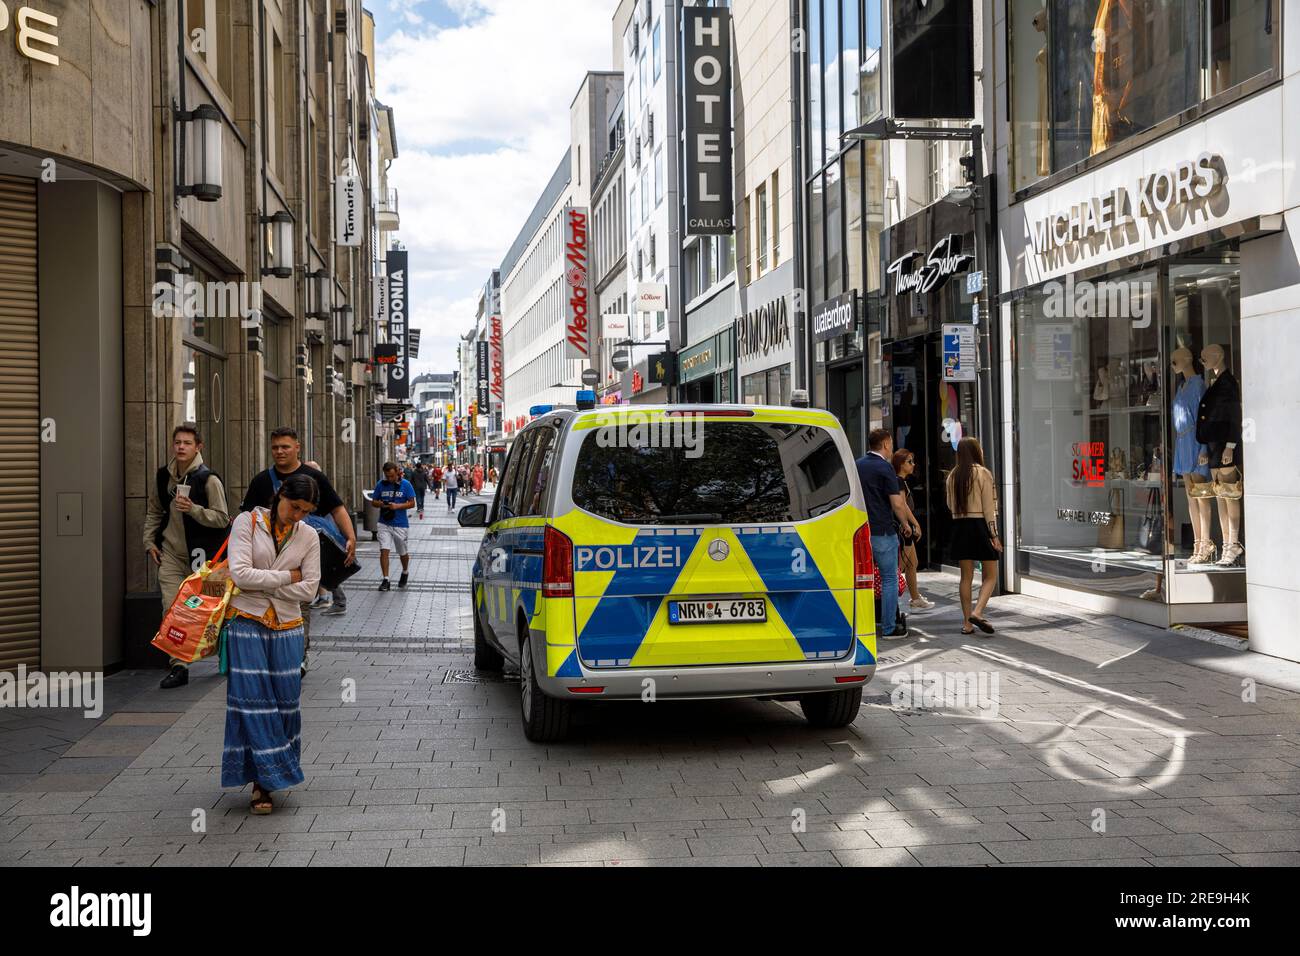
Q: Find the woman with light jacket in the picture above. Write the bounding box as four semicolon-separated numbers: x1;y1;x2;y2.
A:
222;473;321;814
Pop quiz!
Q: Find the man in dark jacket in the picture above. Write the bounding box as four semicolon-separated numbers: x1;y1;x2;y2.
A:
143;423;231;688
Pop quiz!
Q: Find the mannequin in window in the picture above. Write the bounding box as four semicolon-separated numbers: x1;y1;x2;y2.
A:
1090;0;1138;155
1033;7;1050;176
1170;348;1214;564
1196;344;1244;567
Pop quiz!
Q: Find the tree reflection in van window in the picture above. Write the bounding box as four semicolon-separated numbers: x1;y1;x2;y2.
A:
571;422;851;524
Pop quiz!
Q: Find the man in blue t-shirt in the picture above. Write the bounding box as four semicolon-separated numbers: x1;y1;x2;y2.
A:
368;462;416;591
855;429;921;639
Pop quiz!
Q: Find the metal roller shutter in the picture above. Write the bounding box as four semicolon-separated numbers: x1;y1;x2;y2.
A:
0;175;40;668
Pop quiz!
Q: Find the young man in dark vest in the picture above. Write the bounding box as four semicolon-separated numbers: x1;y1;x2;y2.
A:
143;423;231;688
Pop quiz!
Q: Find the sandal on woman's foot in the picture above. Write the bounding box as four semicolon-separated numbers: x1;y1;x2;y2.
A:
250;785;274;815
969;615;995;634
960;625;976;635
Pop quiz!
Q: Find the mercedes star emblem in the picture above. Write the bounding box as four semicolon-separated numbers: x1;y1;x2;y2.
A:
708;539;729;561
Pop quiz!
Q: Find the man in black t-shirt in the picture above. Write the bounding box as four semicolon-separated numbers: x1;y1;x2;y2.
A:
241;427;357;617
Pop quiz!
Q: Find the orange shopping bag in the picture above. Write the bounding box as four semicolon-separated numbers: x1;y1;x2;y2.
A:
151;539;239;663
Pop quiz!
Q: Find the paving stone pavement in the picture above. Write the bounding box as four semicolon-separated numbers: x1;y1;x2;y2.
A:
4;496;1300;867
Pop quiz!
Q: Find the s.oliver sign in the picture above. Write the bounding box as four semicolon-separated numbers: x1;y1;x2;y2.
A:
563;205;591;359
682;7;733;235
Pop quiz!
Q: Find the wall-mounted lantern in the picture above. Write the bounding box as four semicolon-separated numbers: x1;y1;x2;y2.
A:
175;104;223;202
308;269;332;318
261;211;293;278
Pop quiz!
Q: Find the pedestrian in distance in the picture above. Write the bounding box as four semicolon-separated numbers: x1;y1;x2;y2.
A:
892;448;935;612
444;463;459;510
369;462;415;591
472;462;484;495
855;428;921;641
409;462;429;519
144;423;231;689
222;473;321;815
945;436;1002;636
431;464;443;500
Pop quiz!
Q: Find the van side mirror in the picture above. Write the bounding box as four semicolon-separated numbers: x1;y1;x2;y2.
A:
457;503;489;528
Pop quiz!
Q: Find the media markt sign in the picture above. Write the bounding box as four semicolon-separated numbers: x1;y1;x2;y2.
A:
563;205;591;360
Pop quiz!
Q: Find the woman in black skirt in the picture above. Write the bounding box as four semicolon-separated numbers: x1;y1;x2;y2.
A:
945;437;1002;636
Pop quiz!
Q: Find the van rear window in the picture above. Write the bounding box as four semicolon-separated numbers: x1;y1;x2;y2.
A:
571;421;851;525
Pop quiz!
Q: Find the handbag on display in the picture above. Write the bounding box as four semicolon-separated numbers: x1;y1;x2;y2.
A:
1212;467;1243;499
1097;488;1126;550
1137;488;1164;555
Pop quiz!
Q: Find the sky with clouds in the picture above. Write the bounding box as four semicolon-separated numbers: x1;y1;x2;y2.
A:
371;0;616;377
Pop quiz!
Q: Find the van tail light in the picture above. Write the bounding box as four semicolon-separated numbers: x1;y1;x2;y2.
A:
543;525;574;598
853;522;876;590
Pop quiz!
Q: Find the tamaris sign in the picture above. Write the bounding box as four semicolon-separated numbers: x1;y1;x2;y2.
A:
563;205;590;360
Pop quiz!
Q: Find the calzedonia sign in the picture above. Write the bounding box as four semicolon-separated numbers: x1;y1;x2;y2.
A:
385;250;409;400
682;7;734;235
563;205;591;360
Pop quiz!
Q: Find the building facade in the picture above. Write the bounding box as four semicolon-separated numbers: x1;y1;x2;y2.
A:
0;0;399;671
993;0;1292;658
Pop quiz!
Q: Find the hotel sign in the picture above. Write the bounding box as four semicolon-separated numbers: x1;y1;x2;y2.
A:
682;7;733;235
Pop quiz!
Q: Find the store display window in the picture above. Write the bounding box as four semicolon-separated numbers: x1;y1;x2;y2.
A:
1014;251;1246;606
1008;0;1280;191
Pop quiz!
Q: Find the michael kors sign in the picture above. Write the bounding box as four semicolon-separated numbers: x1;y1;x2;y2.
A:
1030;152;1225;254
0;4;59;65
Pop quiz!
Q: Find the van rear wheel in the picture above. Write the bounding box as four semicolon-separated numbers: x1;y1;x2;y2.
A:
519;625;571;743
799;686;863;728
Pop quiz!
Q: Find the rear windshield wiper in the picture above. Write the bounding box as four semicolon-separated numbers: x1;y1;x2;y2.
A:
654;512;723;524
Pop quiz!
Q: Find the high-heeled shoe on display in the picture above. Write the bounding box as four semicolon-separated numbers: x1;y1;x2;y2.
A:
1216;542;1244;567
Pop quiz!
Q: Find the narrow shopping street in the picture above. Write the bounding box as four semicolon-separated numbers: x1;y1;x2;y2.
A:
3;496;1300;868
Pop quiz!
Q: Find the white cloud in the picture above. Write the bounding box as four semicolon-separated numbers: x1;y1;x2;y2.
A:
376;0;614;375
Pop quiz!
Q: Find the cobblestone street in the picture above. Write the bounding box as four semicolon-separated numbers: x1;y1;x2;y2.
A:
4;496;1300;867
